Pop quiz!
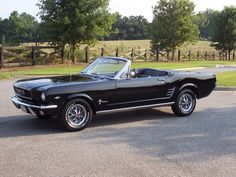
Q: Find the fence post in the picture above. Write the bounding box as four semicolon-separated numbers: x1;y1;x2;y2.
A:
219;52;222;61
225;52;228;61
0;46;3;69
101;47;104;57
131;49;134;61
32;46;35;66
144;49;147;62
197;51;200;60
178;50;181;61
205;51;207;61
116;47;119;57
233;52;235;61
156;50;159;62
167;52;170;61
212;52;215;61
85;47;89;63
188;50;191;61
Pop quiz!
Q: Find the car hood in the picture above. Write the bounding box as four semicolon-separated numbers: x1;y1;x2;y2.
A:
14;74;97;90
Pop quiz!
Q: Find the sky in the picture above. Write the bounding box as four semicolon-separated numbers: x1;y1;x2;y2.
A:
0;0;236;22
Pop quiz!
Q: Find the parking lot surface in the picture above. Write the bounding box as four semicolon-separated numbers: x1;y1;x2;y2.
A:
0;78;236;177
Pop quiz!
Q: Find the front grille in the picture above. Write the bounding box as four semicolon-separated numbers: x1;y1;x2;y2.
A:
14;87;32;100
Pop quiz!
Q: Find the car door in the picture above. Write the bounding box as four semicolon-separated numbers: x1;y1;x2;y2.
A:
108;76;169;109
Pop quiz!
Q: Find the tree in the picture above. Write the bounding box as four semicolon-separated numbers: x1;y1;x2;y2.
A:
150;0;199;53
194;9;219;40
0;11;38;45
107;14;150;40
211;6;236;60
38;0;115;63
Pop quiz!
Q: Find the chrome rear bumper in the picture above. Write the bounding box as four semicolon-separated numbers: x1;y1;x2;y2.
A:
11;96;58;110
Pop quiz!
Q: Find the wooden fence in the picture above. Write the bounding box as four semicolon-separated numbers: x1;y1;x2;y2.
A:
85;47;235;63
0;45;63;69
0;46;235;69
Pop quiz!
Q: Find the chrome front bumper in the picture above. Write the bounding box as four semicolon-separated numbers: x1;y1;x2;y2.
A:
11;96;58;110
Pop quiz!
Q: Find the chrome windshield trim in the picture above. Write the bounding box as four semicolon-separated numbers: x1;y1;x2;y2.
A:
96;102;175;114
12;96;58;110
81;57;131;80
114;59;131;80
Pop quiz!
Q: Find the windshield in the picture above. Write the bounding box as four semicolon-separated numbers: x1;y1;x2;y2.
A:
82;58;127;78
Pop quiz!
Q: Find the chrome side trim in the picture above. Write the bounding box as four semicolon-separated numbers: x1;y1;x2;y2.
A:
12;96;58;110
97;102;175;114
107;97;171;106
166;87;176;97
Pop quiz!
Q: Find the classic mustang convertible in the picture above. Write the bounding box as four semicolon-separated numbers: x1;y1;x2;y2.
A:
12;57;216;131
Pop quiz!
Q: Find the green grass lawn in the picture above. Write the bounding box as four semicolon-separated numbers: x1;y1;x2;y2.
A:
217;71;236;86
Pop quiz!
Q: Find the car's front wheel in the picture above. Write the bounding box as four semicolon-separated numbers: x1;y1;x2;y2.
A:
60;99;93;131
171;89;196;117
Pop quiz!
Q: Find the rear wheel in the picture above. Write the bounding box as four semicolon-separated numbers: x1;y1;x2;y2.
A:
172;89;196;117
60;99;93;131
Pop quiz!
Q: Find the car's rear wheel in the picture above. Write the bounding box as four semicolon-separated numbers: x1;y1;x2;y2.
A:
171;89;196;117
60;99;93;131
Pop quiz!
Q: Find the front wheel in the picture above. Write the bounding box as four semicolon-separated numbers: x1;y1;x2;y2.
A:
60;99;93;131
171;89;196;117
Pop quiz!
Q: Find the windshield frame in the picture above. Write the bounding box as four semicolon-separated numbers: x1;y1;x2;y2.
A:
81;57;131;80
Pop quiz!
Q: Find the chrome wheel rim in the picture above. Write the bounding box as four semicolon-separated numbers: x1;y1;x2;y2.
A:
66;104;87;128
179;93;195;113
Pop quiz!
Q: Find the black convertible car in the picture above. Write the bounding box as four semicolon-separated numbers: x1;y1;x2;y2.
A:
12;57;216;131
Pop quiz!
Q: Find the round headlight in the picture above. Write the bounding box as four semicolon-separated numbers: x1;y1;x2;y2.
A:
41;92;46;101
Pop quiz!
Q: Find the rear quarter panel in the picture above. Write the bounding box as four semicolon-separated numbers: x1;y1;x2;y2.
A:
167;72;216;100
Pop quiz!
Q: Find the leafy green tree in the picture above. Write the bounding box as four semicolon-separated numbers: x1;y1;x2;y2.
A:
38;0;115;63
150;0;199;52
211;6;236;59
194;9;219;40
107;14;150;40
0;11;38;45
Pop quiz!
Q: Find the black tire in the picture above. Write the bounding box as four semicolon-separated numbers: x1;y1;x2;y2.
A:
60;99;93;132
171;89;196;117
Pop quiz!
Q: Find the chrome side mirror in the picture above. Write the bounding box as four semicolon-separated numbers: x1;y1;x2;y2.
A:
130;70;136;78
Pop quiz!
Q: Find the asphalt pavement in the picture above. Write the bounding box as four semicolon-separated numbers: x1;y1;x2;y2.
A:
0;78;236;177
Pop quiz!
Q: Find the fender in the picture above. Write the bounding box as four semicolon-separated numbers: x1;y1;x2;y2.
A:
65;93;96;113
66;93;94;102
179;83;197;91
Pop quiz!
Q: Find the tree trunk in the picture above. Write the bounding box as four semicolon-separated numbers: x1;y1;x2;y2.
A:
72;42;76;64
228;50;231;61
61;44;65;64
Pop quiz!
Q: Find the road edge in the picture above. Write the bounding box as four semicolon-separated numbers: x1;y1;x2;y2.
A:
215;86;236;91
